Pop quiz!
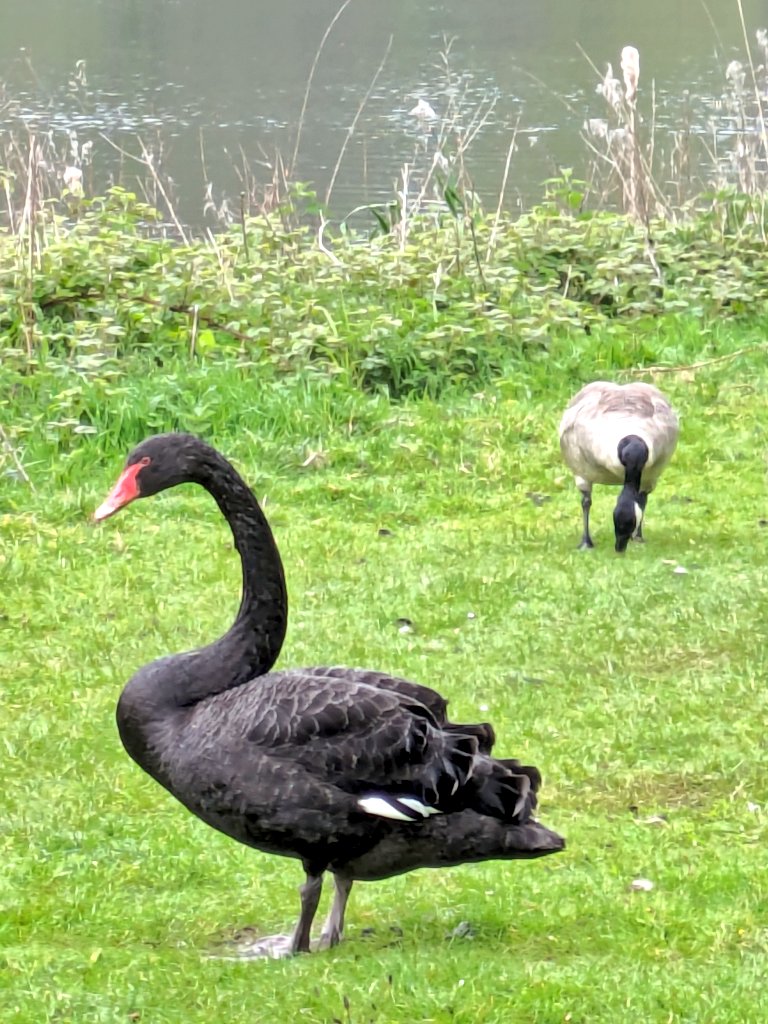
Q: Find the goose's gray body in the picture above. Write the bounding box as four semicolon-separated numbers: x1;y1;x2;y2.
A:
559;382;679;550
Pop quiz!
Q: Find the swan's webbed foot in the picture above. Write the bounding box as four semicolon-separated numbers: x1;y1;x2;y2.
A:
207;930;299;960
316;927;342;950
208;928;341;959
208;871;328;960
237;932;299;959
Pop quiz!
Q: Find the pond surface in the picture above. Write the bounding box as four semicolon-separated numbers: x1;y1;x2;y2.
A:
1;0;765;225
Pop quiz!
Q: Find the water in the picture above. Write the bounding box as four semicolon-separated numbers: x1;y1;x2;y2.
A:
0;0;765;226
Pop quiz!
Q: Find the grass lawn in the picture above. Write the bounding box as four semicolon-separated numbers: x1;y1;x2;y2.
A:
2;336;768;1022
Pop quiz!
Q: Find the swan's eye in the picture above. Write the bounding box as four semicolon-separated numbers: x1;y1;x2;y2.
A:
139;456;151;468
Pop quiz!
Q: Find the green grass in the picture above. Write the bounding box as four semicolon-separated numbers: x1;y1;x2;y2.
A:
2;325;768;1022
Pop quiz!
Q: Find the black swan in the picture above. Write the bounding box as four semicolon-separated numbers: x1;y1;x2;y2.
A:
94;433;564;957
559;381;679;552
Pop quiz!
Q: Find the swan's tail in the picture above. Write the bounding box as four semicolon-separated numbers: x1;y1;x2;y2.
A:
443;721;496;755
429;736;543;825
358;731;480;822
341;812;565;881
356;734;543;829
496;758;542;793
467;758;542;825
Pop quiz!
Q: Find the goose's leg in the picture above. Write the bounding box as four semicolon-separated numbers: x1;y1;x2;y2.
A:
635;491;648;541
290;872;324;954
578;488;595;549
318;876;353;950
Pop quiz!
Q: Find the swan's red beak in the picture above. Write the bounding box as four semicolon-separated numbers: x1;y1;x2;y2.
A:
94;463;143;521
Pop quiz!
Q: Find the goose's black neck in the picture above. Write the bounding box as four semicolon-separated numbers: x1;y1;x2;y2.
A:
617;435;649;493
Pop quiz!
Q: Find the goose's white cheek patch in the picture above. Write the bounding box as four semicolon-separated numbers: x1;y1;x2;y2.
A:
634;502;644;536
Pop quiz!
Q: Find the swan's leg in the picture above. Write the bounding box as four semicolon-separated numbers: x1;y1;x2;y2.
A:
635;491;648;541
578;488;595;549
318;876;353;949
290;872;324;955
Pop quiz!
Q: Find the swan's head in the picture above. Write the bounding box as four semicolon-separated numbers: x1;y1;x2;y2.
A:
94;433;203;521
613;492;642;554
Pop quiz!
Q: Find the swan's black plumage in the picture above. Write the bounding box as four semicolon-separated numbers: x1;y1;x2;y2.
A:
95;433;563;956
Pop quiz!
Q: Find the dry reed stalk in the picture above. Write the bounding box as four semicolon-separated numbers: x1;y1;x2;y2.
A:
0;424;35;491
239;191;250;262
317;215;342;265
99;132;188;242
623;342;768;377
487;114;521;260
137;137;188;243
189;304;199;358
404;90;495;226
3;173;15;233
204;228;235;302
325;34;393;208
397;163;410;251
583;43;673;223
199;127;213;220
737;0;768;163
289;0;354;178
16;139;42;358
19;138;38;243
396;37;498;229
736;6;768;240
620;46;645;221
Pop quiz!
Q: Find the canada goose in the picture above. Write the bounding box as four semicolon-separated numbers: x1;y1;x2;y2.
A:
559;381;679;552
93;433;564;958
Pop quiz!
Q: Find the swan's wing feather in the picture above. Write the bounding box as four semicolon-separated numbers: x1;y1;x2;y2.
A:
291;666;496;753
237;674;438;782
293;665;449;724
215;672;490;814
190;673;531;823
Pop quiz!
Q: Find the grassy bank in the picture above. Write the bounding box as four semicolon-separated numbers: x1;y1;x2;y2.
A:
3;127;768;1019
3;312;768;1020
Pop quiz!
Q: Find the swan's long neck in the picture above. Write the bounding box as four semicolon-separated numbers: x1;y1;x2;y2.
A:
190;450;288;693
128;448;288;717
115;439;287;781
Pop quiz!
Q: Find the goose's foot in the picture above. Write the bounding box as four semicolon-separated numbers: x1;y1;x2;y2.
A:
578;492;594;550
